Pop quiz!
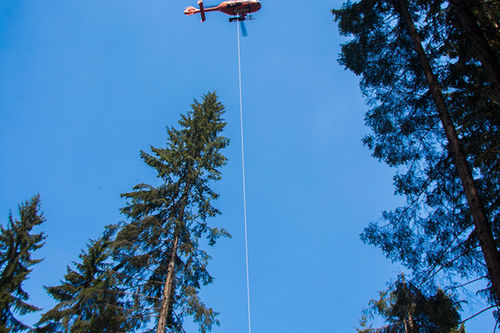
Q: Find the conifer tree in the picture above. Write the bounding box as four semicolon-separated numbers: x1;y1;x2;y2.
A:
36;227;133;333
333;0;500;305
0;195;46;332
357;275;464;333
113;92;229;332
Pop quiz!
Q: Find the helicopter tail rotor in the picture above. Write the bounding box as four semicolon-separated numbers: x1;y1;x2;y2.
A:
198;1;206;22
184;2;206;22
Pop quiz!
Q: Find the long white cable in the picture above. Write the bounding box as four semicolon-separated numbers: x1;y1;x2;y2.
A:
237;21;252;333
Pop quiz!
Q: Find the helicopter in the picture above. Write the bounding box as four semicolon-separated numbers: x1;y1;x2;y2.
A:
184;0;262;23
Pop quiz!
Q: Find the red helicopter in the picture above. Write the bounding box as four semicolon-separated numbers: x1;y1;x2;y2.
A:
184;0;262;23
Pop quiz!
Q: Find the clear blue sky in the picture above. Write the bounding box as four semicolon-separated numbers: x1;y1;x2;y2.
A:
0;0;493;331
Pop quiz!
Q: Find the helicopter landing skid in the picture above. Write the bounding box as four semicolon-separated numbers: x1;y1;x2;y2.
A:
229;16;245;22
229;14;254;22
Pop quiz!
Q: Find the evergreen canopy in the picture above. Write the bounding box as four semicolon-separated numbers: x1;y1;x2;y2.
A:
358;275;464;333
333;0;499;308
37;227;132;333
0;195;46;332
113;91;229;332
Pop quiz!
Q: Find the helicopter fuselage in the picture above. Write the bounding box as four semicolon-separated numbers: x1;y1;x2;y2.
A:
185;0;261;21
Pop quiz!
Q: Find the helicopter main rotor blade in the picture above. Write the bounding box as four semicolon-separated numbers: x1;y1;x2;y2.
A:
240;20;248;37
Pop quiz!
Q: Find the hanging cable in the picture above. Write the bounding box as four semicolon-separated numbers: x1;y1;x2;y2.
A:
237;21;252;333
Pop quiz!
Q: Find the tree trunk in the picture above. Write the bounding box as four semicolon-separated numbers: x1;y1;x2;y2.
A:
156;232;180;333
397;0;500;304
156;193;189;333
401;273;417;333
450;0;500;103
407;316;416;333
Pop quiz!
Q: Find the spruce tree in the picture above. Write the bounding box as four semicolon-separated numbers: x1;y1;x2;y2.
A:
113;92;229;332
36;227;133;333
357;274;463;333
333;0;500;304
0;195;46;332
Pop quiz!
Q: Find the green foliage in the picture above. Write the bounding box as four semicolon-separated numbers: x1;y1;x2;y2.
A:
113;91;229;332
333;0;499;297
471;0;500;52
36;226;133;333
0;195;46;332
358;275;463;332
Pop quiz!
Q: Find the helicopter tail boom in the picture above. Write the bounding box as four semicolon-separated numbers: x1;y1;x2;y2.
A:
184;6;198;15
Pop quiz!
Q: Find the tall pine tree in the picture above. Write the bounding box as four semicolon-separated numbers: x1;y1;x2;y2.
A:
113;91;229;332
333;0;500;308
0;195;46;332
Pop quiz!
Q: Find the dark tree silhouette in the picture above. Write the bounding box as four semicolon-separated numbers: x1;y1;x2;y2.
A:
0;195;46;332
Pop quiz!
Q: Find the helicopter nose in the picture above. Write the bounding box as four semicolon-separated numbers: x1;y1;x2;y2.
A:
184;6;197;15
